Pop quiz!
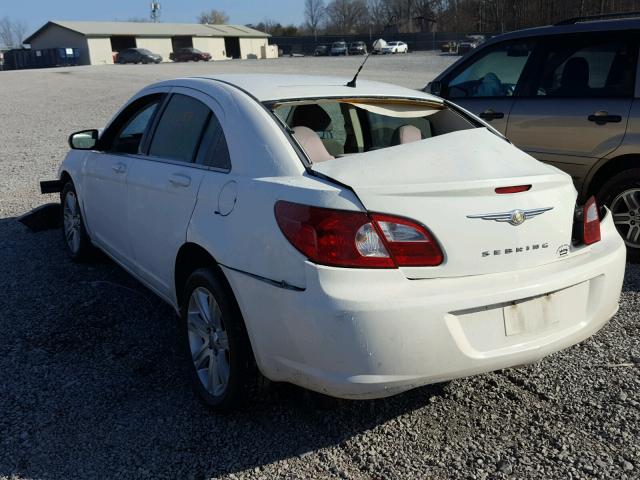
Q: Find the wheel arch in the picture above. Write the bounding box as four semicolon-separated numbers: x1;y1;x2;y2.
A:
585;154;640;200
174;242;231;309
59;170;72;198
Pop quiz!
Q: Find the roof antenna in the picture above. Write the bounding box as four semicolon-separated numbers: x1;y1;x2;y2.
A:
346;49;373;88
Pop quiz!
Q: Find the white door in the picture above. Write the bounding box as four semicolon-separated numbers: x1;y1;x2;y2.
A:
126;88;225;298
82;95;163;265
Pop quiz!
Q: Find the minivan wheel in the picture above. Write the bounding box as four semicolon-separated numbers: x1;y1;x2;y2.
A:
61;181;92;261
597;169;640;262
181;268;255;411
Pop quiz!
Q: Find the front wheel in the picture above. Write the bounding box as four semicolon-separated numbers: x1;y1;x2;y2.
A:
181;268;256;411
597;168;640;262
61;181;92;261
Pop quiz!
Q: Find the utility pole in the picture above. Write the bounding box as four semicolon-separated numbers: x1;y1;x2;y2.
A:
150;1;161;23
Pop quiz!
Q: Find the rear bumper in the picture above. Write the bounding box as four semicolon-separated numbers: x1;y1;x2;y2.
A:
224;213;626;399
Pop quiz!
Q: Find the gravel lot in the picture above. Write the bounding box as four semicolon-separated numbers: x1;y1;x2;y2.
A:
1;52;639;480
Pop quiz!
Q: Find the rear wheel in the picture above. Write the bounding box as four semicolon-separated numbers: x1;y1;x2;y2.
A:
181;268;256;411
597;168;640;262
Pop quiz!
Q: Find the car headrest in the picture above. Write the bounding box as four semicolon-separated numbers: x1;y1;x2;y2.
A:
291;104;332;132
561;57;589;89
292;126;334;163
391;125;422;145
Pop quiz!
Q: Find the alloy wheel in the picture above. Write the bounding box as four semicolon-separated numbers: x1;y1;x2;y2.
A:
63;191;82;254
611;188;640;248
187;287;230;397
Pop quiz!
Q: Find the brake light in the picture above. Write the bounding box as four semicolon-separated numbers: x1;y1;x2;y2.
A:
582;196;601;245
274;201;443;268
495;185;531;194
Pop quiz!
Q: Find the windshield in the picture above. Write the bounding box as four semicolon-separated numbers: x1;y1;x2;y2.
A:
332;42;346;47
271;98;477;163
138;49;152;54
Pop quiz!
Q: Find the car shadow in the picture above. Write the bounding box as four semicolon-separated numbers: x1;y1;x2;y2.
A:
0;214;445;479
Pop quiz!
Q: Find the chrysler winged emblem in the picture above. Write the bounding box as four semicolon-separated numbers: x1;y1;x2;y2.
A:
467;207;553;226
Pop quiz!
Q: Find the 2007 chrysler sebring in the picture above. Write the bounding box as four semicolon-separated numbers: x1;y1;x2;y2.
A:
46;74;625;411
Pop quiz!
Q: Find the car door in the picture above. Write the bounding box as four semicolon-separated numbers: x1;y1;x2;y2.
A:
82;93;164;266
125;88;219;299
507;32;637;186
441;39;537;134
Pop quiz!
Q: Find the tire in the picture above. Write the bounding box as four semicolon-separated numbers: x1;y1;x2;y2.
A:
597;168;640;262
61;181;92;262
180;268;256;411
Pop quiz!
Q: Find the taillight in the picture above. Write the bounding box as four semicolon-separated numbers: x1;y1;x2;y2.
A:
582;196;601;245
274;201;443;268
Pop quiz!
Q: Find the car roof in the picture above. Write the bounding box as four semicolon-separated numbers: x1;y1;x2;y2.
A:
166;74;443;103
484;17;640;44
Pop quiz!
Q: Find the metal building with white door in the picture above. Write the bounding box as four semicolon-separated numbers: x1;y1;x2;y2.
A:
23;21;274;65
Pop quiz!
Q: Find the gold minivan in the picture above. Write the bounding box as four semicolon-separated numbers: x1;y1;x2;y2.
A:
427;14;640;260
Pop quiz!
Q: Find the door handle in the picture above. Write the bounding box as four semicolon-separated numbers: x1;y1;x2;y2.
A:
112;162;126;174
169;173;191;187
588;111;622;125
479;109;505;121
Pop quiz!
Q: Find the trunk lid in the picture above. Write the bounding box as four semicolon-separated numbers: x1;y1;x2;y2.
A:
312;128;578;279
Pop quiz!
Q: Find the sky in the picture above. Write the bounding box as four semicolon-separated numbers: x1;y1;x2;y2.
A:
3;1;306;36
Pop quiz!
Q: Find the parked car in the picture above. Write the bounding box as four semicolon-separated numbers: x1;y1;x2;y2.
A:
314;44;329;56
170;47;211;62
348;41;367;55
330;41;348;56
48;74;625;411
115;48;162;64
426;14;640;260
382;41;409;54
441;41;455;53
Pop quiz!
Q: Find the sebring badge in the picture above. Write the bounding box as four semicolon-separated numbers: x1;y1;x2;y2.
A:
467;207;553;226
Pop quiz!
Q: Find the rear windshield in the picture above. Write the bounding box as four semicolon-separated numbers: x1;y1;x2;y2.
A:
270;98;478;162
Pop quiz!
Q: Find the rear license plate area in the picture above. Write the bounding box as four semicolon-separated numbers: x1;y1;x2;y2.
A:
503;294;558;336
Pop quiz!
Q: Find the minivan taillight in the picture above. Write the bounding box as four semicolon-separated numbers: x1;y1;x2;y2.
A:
274;201;443;268
582;196;601;245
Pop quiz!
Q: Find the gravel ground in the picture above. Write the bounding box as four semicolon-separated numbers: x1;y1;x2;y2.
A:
0;52;639;480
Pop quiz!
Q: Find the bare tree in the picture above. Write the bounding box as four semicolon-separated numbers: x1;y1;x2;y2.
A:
325;0;368;34
0;17;27;48
367;0;391;31
305;0;326;38
197;9;230;25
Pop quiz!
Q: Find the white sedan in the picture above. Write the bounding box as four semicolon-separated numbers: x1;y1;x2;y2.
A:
382;41;409;54
47;74;625;411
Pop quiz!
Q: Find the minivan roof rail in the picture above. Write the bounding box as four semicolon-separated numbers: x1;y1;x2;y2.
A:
555;11;640;25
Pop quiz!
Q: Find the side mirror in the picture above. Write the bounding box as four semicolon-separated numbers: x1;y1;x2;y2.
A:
69;129;99;150
428;80;443;96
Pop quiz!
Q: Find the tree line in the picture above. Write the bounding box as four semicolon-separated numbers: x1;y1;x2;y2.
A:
201;0;640;36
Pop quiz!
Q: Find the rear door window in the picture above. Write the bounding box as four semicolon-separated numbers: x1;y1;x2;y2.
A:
197;112;231;171
148;93;211;163
532;34;637;98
